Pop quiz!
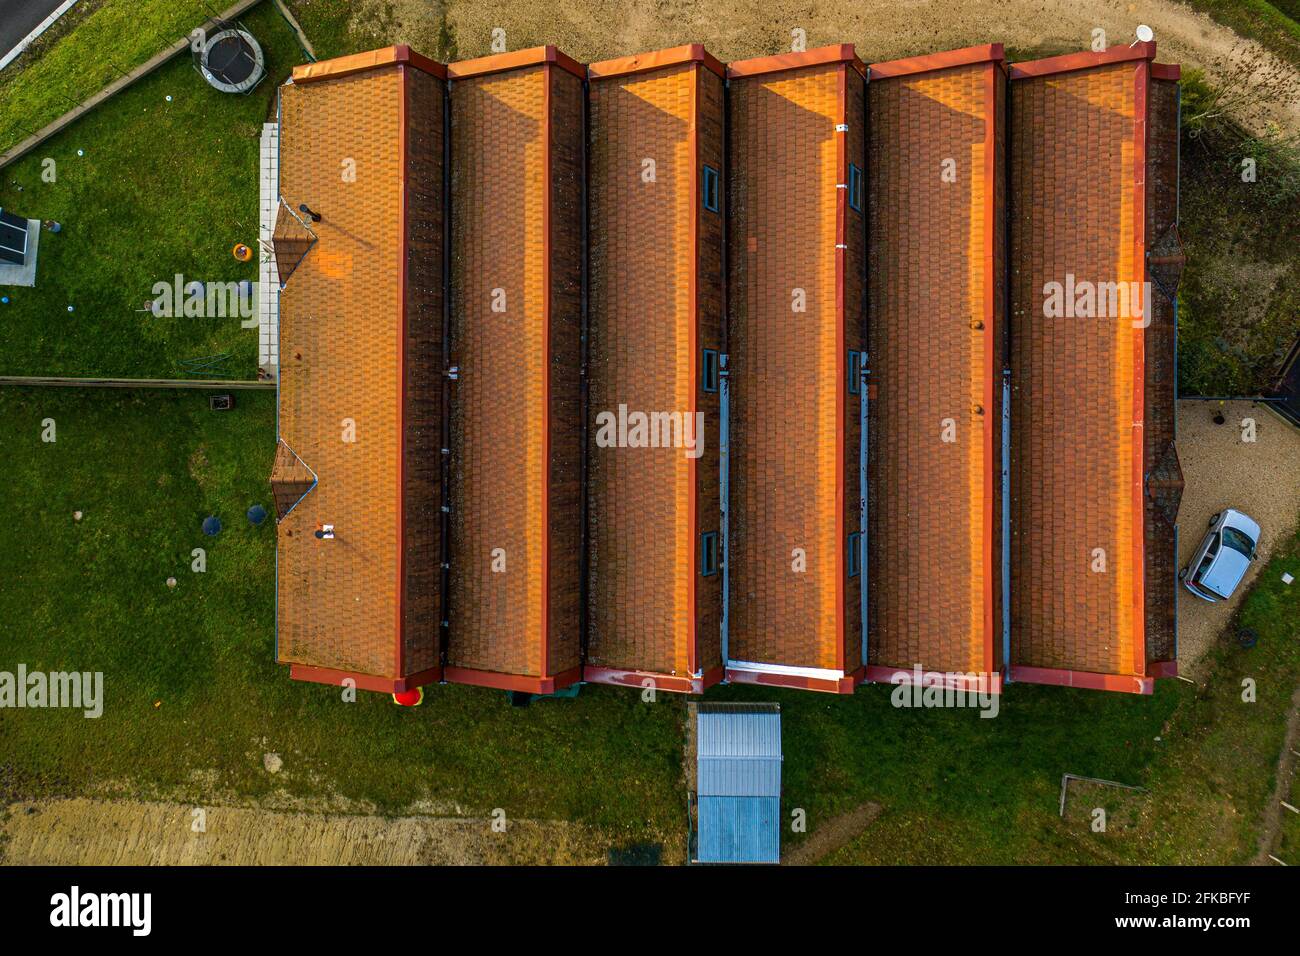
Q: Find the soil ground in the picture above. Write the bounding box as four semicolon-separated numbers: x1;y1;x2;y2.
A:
342;0;1300;133
0;798;620;865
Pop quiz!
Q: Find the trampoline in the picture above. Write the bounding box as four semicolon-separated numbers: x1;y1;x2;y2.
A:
196;26;265;94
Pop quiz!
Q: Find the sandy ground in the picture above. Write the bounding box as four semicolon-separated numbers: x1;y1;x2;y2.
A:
353;0;1300;134
0;798;621;865
1175;401;1300;672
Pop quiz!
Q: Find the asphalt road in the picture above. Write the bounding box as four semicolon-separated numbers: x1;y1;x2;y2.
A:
0;0;72;69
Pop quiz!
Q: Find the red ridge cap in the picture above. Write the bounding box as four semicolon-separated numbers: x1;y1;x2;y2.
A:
289;664;441;694
1152;62;1181;80
448;45;585;80
727;43;865;79
1009;41;1155;79
588;43;724;80
869;43;1004;79
292;44;446;83
1009;665;1153;695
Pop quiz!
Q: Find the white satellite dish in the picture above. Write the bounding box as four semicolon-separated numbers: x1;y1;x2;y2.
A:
1136;24;1154;43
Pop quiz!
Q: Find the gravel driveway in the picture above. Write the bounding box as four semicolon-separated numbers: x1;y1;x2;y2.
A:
1175;400;1300;672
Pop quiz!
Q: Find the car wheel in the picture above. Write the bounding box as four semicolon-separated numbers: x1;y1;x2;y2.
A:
1178;568;1188;580
1209;513;1220;527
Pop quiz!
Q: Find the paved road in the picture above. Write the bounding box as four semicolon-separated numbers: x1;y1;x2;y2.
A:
0;0;73;70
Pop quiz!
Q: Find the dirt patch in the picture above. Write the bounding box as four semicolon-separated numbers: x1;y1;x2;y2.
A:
353;0;450;54
783;802;881;864
1175;401;1300;671
186;445;210;488
0;797;616;865
420;0;1300;134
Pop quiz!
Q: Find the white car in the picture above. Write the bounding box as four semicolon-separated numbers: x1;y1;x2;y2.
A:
1179;509;1260;602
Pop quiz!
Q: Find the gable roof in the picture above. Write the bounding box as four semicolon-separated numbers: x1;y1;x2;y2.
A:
865;45;1006;685
724;47;865;690
1006;42;1175;693
274;48;444;690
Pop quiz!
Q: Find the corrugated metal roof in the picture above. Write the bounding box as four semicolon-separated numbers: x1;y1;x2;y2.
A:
695;704;782;863
697;797;780;864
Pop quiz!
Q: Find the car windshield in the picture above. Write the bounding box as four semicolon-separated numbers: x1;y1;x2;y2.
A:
1222;527;1255;557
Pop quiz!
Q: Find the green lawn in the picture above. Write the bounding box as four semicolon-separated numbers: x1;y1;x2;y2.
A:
0;387;686;853
2;0;1297;866
4;389;1296;864
1175;71;1300;396
0;2;303;380
0;0;313;157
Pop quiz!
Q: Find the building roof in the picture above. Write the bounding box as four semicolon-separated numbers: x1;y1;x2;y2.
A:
694;703;782;864
267;39;1183;699
866;46;1005;682
725;48;864;688
585;49;722;690
447;44;585;80
444;48;585;693
273;48;444;691
1007;42;1175;693
869;43;1004;78
726;43;864;79
587;43;724;79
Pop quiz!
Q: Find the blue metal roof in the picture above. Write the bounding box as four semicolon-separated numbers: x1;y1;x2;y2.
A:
694;704;782;864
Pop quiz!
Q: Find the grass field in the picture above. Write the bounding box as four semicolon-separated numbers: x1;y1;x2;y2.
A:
1177;70;1300;396
0;2;302;380
0;387;687;857
4;386;1297;864
1;0;1297;865
0;0;314;157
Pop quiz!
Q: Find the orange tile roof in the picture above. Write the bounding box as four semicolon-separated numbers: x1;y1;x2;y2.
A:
274;49;445;692
1007;48;1162;693
448;44;585;80
268;40;1183;699
726;44;864;79
585;50;725;692
865;49;1005;682
587;43;725;80
445;51;585;693
869;43;1003;78
725;48;865;692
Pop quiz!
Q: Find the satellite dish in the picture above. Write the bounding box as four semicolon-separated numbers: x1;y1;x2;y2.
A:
1136;24;1154;43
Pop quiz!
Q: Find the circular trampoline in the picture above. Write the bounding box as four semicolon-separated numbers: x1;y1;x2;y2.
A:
198;28;265;94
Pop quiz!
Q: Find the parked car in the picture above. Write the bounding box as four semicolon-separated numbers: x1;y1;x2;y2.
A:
1179;509;1261;602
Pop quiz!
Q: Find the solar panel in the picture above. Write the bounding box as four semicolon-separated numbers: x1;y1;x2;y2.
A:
0;209;29;265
